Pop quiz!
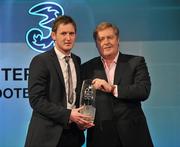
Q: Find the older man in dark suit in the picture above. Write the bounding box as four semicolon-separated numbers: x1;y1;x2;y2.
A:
82;22;154;147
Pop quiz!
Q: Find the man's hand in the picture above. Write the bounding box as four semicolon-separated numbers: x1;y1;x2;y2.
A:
92;78;115;93
70;106;94;129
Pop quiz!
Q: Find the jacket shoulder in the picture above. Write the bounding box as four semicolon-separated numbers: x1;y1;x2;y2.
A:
120;53;143;59
82;56;100;67
119;53;145;63
31;49;53;59
71;53;81;63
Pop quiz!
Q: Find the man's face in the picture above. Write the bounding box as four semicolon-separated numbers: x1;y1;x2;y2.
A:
51;23;76;54
96;27;119;60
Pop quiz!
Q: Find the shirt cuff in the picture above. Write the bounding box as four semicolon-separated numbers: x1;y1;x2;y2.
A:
113;85;118;97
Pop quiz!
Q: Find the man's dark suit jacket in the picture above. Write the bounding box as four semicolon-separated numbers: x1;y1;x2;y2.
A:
82;52;153;147
25;49;84;147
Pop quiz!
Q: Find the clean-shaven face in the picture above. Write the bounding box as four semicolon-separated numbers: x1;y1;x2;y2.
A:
96;27;119;60
51;23;76;55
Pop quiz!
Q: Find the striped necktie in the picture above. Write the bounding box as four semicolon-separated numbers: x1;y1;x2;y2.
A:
64;56;73;104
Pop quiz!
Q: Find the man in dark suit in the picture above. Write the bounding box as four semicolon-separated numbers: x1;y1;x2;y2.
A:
82;22;154;147
25;15;93;147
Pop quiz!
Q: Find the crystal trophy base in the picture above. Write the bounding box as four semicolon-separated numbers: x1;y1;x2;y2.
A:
80;105;96;123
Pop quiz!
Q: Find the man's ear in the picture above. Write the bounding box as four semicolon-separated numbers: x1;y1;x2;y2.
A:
51;32;56;41
118;39;120;47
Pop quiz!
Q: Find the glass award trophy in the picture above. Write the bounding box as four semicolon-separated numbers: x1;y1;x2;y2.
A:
79;79;96;123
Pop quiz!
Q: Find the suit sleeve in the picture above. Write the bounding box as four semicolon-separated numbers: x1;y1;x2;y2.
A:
117;57;151;101
28;56;71;126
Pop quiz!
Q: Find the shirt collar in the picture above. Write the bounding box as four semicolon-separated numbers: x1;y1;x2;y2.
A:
54;46;71;60
101;51;119;64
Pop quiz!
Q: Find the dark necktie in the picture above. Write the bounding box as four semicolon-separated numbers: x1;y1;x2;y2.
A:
64;56;73;104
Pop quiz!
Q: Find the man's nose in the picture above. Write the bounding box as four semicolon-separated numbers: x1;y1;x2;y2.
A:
104;37;110;44
66;34;71;40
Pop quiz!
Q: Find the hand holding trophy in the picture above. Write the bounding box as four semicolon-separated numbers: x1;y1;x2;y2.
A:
79;79;96;123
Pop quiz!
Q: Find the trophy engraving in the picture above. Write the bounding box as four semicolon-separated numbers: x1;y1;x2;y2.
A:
80;79;96;123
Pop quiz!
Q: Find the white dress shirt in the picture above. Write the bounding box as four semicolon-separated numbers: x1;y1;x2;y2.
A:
54;47;77;109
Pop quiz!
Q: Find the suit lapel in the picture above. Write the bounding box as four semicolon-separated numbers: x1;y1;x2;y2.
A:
114;53;126;85
49;49;65;88
94;57;107;81
71;54;80;90
71;54;81;107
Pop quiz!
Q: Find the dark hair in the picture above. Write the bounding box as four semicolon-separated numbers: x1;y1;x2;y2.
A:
52;15;77;33
93;22;119;41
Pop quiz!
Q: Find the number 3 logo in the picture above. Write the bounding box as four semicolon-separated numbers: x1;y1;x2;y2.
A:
26;2;64;52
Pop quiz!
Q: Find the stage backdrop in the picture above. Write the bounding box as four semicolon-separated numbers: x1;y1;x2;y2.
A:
0;0;180;147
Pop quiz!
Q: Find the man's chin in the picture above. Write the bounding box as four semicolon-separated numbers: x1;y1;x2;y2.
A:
103;51;112;57
65;45;73;49
64;48;72;53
